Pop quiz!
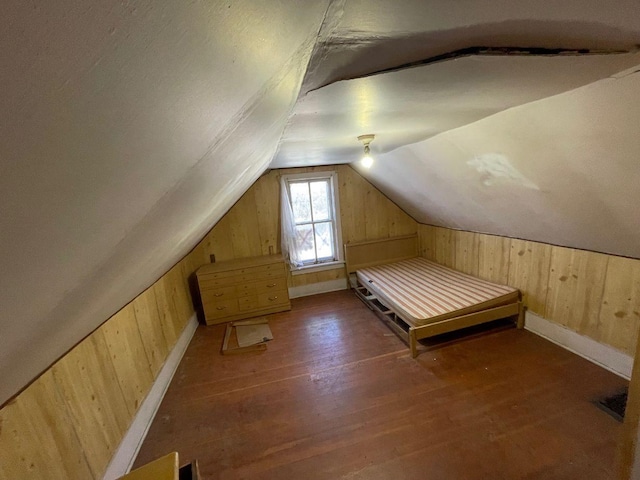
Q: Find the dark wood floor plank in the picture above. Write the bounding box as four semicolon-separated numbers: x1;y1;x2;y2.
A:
135;290;626;479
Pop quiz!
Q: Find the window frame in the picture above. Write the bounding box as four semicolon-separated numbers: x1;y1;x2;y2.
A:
281;170;344;274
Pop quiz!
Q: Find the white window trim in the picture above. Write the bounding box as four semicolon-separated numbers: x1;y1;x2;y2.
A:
281;170;344;273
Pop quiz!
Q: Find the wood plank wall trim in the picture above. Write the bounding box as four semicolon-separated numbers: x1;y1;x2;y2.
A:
102;314;198;480
418;224;640;356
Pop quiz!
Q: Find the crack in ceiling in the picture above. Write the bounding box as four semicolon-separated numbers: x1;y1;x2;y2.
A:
308;46;636;94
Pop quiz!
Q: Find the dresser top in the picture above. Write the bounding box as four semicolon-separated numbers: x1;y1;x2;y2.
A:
196;253;285;275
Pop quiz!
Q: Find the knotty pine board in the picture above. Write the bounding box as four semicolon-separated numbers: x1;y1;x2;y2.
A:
434;226;455;268
99;304;155;418
477;233;511;285
132;288;171;377
545;246;609;341
50;333;131;477
0;370;93;479
454;230;480;276
418;224;437;261
507;239;553;316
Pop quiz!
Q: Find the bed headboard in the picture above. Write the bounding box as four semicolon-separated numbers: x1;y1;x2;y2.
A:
344;234;419;274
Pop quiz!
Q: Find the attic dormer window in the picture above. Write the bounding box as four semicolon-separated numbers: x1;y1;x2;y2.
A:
280;171;343;272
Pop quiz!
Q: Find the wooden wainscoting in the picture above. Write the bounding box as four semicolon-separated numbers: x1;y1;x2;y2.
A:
419;225;640;356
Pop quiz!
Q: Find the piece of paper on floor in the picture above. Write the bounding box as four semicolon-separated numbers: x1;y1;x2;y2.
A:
235;324;273;348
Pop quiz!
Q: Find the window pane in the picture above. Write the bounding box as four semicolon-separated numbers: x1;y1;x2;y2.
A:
290;182;311;223
314;222;334;261
310;180;330;222
294;224;316;262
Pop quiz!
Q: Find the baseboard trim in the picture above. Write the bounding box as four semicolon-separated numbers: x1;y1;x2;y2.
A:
525;310;633;380
102;314;199;480
288;278;348;299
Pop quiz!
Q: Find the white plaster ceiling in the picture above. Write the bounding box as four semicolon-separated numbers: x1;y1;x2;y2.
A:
272;53;640;167
356;70;640;258
2;0;640;406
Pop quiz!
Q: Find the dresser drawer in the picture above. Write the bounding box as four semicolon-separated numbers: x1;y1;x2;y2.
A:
237;295;259;312
198;275;235;289
238;262;285;276
258;290;288;308
235;282;257;297
239;269;284;283
200;285;235;300
202;298;238;319
254;277;287;294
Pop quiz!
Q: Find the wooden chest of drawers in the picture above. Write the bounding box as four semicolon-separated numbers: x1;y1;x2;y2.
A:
196;254;291;325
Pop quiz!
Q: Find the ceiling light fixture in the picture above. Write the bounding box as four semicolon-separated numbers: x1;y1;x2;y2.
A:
357;134;375;169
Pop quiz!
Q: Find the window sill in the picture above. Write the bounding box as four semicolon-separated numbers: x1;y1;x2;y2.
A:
290;261;345;276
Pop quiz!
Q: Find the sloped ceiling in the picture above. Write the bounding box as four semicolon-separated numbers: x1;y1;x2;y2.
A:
272;0;640;260
1;0;640;405
0;0;331;405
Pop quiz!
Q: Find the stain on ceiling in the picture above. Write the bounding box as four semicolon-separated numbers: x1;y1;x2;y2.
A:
1;0;640;405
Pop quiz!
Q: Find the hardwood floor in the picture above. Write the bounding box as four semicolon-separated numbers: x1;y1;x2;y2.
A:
134;290;627;479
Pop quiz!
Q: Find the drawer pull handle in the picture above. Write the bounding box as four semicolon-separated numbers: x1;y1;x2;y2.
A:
214;293;224;297
216;306;226;311
266;283;276;287
268;296;278;301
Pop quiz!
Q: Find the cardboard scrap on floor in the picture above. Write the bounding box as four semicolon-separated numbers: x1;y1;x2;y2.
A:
221;318;273;355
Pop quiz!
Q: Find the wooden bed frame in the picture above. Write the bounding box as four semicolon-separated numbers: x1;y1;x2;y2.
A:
344;234;524;358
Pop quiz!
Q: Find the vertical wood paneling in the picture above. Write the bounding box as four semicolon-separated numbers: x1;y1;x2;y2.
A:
51;334;130;477
132;288;169;377
340;166;368;243
507;239;552;315
99;304;154;416
478;234;511;284
363;182;382;239
418;224;437;260
0;371;93;479
152;276;182;349
253;171;280;255
166;263;194;324
545;247;608;340
454;230;479;276
434;226;455;268
599;256;640;355
201;214;236;263
186;238;209;269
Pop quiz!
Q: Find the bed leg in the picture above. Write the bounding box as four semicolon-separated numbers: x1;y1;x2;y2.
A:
409;328;418;358
516;302;525;329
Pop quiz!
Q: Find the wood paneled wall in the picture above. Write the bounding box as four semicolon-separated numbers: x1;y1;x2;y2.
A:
0;164;415;480
0;257;199;479
197;165;417;289
419;224;640;355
